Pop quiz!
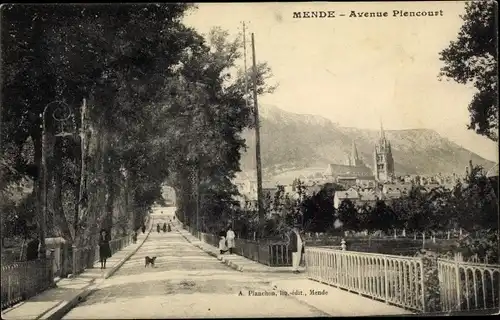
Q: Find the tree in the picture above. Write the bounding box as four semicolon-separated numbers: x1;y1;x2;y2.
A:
396;186;433;235
424;186;454;233
439;0;498;141
2;5;277;251
369;200;398;234
164;27;274;231
454;163;498;232
336;199;358;232
302;185;335;232
0;4;241;246
356;203;373;233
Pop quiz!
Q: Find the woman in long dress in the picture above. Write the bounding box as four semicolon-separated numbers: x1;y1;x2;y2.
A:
226;226;236;254
99;229;112;269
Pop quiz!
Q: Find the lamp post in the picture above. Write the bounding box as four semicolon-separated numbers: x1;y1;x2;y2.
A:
39;101;70;258
39;100;84;259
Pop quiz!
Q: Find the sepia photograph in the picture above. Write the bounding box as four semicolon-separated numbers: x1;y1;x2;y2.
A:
0;1;498;318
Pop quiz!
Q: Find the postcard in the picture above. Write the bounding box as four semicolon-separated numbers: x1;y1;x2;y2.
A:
1;1;498;319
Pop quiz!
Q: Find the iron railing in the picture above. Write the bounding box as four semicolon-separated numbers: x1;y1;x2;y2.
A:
305;247;500;314
1;256;55;310
71;234;132;276
306;247;426;312
438;258;499;312
182;224;303;267
1;233;133;311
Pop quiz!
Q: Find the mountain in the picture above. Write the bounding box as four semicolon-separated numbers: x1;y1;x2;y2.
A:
239;105;495;178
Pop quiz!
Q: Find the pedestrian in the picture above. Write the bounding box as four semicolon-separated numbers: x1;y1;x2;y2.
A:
167;223;171;232
157;223;161;233
226;226;236;254
162;222;167;233
132;231;138;244
288;224;305;274
99;229;112;269
141;224;146;234
218;229;228;254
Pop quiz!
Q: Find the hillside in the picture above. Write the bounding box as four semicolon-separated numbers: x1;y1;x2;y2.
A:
240;105;495;177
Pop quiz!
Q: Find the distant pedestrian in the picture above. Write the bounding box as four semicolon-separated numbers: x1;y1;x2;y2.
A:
288;224;305;274
163;222;167;233
141;225;146;234
218;229;228;254
99;229;112;269
226;226;236;254
167;223;171;232
157;223;161;233
132;231;138;244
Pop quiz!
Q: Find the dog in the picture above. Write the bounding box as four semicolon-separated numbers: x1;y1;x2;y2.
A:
145;256;157;268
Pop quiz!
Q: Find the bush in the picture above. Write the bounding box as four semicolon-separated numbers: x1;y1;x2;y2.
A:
414;250;441;312
456;229;498;263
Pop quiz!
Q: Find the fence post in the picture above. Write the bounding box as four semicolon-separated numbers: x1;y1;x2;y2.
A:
256;240;260;263
384;258;389;303
8;273;12;305
72;244;77;276
49;249;56;285
61;243;67;277
454;260;461;311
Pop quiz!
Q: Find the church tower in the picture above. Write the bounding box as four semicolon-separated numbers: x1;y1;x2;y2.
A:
347;141;364;166
373;122;394;182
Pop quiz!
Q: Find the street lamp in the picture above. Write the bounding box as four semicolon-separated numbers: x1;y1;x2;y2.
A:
38;99;86;259
38;100;72;258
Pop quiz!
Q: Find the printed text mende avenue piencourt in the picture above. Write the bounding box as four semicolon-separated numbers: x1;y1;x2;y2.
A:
292;10;444;19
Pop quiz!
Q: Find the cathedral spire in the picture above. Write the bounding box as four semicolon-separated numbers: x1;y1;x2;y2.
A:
380;119;385;140
351;141;359;160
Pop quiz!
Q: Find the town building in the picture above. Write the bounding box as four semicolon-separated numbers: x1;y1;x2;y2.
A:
356;177;377;188
381;183;412;198
333;187;380;210
333;188;359;209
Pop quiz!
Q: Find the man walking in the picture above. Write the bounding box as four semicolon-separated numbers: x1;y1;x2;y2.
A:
288;224;305;274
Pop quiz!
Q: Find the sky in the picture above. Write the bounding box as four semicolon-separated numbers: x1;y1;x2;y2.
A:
183;1;498;162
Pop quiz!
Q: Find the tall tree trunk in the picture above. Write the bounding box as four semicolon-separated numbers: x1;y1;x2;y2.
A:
31;131;43;238
53;167;73;240
45;133;56;237
73;139;81;245
52;138;73;241
94;126;106;237
83;123;103;246
103;130;114;237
